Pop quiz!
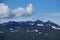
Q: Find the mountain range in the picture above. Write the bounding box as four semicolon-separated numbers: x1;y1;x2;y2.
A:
0;20;60;29
0;20;60;40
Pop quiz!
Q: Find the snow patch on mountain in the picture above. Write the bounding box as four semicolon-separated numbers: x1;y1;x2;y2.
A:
52;26;60;30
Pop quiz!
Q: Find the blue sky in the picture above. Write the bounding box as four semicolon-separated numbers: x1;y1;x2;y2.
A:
0;0;60;25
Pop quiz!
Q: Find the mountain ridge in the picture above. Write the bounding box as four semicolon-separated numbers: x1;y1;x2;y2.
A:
0;20;60;30
0;20;60;40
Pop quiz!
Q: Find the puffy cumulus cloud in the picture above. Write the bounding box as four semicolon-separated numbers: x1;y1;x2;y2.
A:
26;3;33;14
12;3;33;17
12;7;25;17
0;3;15;19
0;3;10;18
0;3;33;19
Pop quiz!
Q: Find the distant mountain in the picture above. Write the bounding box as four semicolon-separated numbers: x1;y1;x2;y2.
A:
0;20;60;40
0;20;60;30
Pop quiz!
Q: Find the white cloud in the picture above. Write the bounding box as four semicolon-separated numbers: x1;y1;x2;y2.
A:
13;3;33;17
26;3;33;14
13;7;25;16
0;3;10;18
0;3;33;19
